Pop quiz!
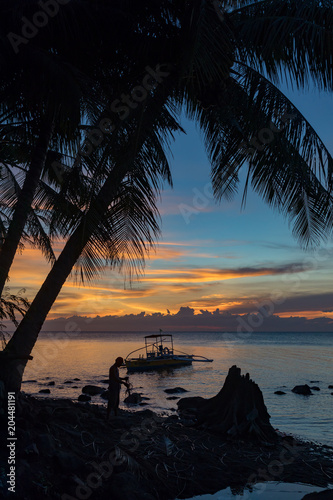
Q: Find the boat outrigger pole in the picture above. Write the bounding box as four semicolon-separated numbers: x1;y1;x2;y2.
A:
173;349;213;362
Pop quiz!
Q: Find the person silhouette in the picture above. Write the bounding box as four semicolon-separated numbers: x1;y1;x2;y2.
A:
107;357;128;419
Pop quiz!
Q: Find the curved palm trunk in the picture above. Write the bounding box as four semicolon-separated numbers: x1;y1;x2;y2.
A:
1;151;136;393
0;71;173;395
0;119;54;296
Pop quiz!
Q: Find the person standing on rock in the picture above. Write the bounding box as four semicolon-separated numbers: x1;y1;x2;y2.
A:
107;357;128;419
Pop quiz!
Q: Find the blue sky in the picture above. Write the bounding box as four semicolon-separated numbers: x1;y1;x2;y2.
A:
9;82;333;331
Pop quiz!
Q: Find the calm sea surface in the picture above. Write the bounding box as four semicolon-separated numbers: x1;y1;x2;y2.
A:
22;331;333;446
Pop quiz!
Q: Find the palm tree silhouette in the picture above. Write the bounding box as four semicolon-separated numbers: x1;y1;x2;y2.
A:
0;0;144;294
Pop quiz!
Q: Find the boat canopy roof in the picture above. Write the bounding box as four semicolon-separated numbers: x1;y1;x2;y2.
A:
144;334;172;338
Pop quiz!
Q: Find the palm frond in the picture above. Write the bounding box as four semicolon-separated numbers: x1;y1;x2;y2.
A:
230;0;333;90
0;287;29;347
192;66;333;246
24;209;56;263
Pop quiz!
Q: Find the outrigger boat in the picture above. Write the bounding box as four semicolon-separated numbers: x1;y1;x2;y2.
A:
125;332;213;372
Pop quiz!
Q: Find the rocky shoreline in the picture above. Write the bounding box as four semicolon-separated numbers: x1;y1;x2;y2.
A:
0;393;333;500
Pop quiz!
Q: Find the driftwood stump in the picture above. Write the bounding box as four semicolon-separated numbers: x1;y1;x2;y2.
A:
178;365;278;443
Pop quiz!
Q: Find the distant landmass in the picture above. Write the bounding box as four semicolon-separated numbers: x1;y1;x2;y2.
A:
28;307;333;332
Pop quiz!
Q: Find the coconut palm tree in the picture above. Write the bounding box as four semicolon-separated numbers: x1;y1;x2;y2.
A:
0;0;152;295
1;0;333;393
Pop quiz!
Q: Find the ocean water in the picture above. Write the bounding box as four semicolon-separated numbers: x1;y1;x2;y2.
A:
185;482;333;500
21;331;333;446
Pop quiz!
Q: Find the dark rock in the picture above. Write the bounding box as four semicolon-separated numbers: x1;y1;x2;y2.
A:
82;385;104;395
310;381;319;383
274;391;286;395
141;396;150;400
164;387;188;394
59;409;79;424
100;390;110;400
35;434;56;456
78;394;91;402
64;380;73;384
331;393;333;395
302;489;333;499
311;386;320;391
24;443;39;455
328;385;333;389
22;380;37;383
72;386;79;389
100;379;109;384
179;366;278;443
110;472;157;500
124;393;142;404
39;389;50;394
179;417;195;426
16;428;32;447
110;472;151;500
138;409;156;417
47;381;55;386
292;384;312;395
73;378;81;381
37;406;53;422
16;459;31;487
165;415;178;423
53;450;85;473
177;396;205;411
166;396;180;400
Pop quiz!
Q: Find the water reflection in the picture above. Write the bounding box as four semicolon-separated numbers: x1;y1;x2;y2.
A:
184;482;328;500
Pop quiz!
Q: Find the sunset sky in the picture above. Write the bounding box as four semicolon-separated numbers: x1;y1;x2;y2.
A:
8;83;333;331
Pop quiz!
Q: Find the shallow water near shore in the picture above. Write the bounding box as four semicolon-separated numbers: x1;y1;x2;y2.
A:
185;482;332;500
21;330;333;446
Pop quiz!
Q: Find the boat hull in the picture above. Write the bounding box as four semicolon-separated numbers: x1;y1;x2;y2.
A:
125;356;192;372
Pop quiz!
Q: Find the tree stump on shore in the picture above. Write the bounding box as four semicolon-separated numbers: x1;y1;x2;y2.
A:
178;365;278;444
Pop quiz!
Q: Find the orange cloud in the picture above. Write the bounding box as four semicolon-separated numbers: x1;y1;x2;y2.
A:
7;243;317;322
277;310;333;320
147;247;186;261
141;265;303;284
